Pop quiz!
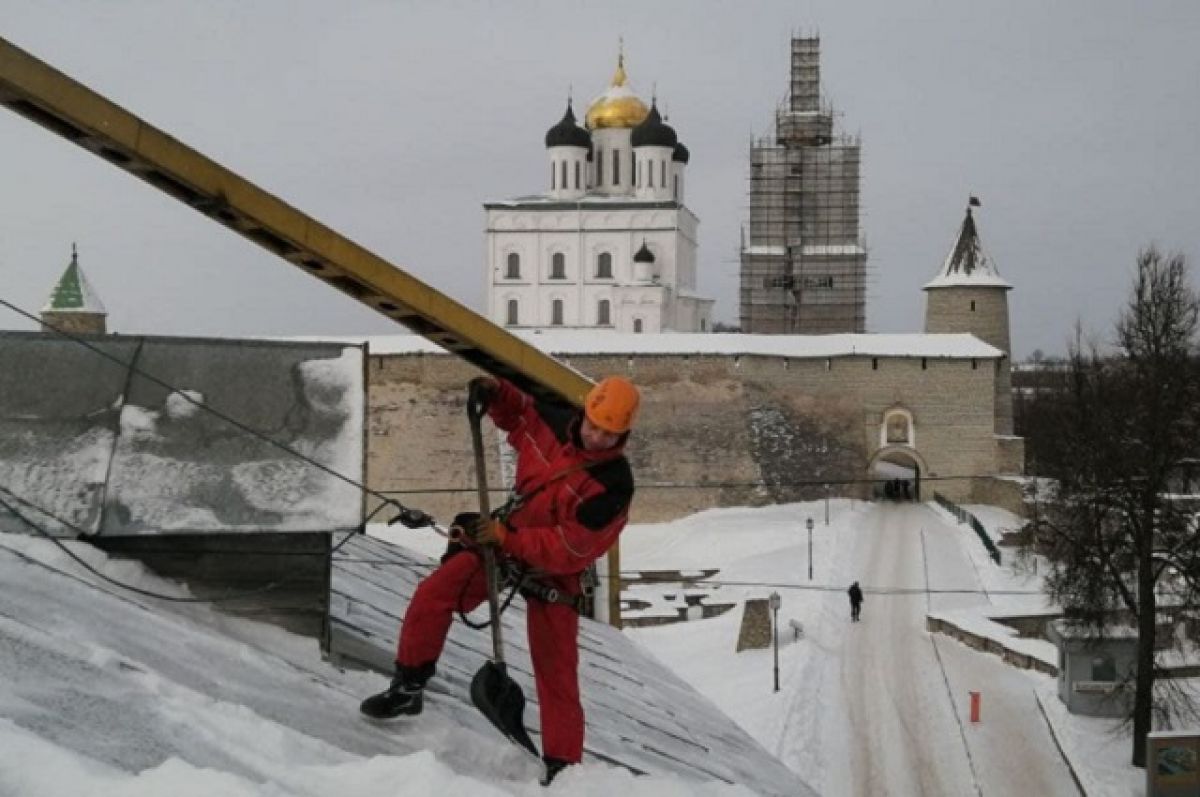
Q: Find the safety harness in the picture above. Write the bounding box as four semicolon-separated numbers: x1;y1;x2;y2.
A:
456;460;607;625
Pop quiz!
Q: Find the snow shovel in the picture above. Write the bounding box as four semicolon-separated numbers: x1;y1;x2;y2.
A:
466;390;538;757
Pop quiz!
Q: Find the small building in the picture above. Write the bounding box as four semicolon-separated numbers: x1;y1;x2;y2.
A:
1046;619;1138;717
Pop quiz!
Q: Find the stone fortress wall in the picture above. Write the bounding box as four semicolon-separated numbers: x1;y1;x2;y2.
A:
366;349;1022;526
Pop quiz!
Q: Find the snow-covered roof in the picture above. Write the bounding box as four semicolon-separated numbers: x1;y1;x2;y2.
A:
485;194;677;208
290;331;1003;360
41;246;107;314
924;206;1012;290
330;534;813;795
742;245;786;256
1047;619;1140;641
0;530;810;794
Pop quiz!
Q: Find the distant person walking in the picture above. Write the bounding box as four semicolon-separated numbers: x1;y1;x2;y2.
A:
848;581;863;622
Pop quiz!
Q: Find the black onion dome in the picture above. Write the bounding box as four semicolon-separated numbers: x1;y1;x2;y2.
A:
631;102;677;148
633;241;656;263
544;102;591;149
672;141;690;163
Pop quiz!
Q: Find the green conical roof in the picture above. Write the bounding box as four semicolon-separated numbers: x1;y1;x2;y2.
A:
43;245;107;314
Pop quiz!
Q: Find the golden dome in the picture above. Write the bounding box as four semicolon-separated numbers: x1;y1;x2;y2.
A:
585;54;650;130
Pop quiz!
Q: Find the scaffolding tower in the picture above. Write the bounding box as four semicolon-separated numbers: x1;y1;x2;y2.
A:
739;37;867;334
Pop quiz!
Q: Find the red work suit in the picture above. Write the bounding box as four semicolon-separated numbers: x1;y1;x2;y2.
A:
396;378;634;762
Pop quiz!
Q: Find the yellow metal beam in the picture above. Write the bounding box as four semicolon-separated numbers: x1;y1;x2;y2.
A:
0;36;592;407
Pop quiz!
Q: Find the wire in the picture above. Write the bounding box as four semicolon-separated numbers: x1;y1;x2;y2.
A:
377;473;1001;496
0;487;1021;602
0;296;1029;602
0;296;395;507
0;481;369;604
327;556;1042;596
4;297;1007;501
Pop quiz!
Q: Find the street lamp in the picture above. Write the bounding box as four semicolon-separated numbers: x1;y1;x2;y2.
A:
768;591;781;692
806;517;814;581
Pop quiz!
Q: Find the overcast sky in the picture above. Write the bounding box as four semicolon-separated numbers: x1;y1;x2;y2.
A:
3;1;1198;358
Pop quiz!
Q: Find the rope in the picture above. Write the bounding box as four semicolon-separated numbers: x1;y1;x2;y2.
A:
0;481;376;604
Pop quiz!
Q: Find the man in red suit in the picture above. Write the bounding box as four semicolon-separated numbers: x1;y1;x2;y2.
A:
361;375;639;785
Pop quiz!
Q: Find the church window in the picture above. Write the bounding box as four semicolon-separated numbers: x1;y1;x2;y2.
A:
648;162;654;188
598;299;611;326
551;252;566;280
921;357;928;370
506;253;520;279
560;161;567;191
700;318;706;332
633;317;643;333
552;299;564;326
506;299;519;326
575;161;580;189
661;160;666;187
872;358;878;370
596;149;604;185
674;175;679;200
596;252;613;279
972;359;978;370
630;151;635;184
551;162;555;189
634;160;639;187
971;300;977;312
612;149;620;185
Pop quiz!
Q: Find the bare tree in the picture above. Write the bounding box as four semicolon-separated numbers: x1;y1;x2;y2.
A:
1028;248;1200;767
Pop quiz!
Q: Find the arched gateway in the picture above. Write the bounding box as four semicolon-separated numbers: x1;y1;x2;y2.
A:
867;445;929;502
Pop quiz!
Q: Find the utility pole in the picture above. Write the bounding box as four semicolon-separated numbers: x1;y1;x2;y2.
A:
769;591;781;692
806;517;814;581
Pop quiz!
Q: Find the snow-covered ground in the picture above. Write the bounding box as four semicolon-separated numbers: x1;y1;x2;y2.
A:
1;498;1152;795
619;499;1146;796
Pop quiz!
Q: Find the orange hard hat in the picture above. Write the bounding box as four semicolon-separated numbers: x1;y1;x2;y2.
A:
584;376;640;434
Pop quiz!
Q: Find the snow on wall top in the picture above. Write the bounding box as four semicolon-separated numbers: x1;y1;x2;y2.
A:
0;332;364;537
329;535;815;796
288;331;1002;360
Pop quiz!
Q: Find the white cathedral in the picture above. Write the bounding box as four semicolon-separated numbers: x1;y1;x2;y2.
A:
484;54;714;333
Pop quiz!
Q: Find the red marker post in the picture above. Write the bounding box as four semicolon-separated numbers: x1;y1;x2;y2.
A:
969;691;981;723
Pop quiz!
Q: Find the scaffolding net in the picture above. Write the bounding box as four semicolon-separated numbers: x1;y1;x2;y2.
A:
739;37;868;334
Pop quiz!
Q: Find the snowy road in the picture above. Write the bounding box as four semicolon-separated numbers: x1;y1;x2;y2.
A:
786;503;1078;796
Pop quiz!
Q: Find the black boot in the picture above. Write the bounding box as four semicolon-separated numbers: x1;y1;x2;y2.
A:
539;757;571;787
360;664;430;720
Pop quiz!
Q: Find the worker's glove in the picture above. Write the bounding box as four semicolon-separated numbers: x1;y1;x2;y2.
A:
468;377;498;410
468;516;509;548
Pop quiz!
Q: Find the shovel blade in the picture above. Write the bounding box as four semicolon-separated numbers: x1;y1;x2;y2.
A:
470;660;538;757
